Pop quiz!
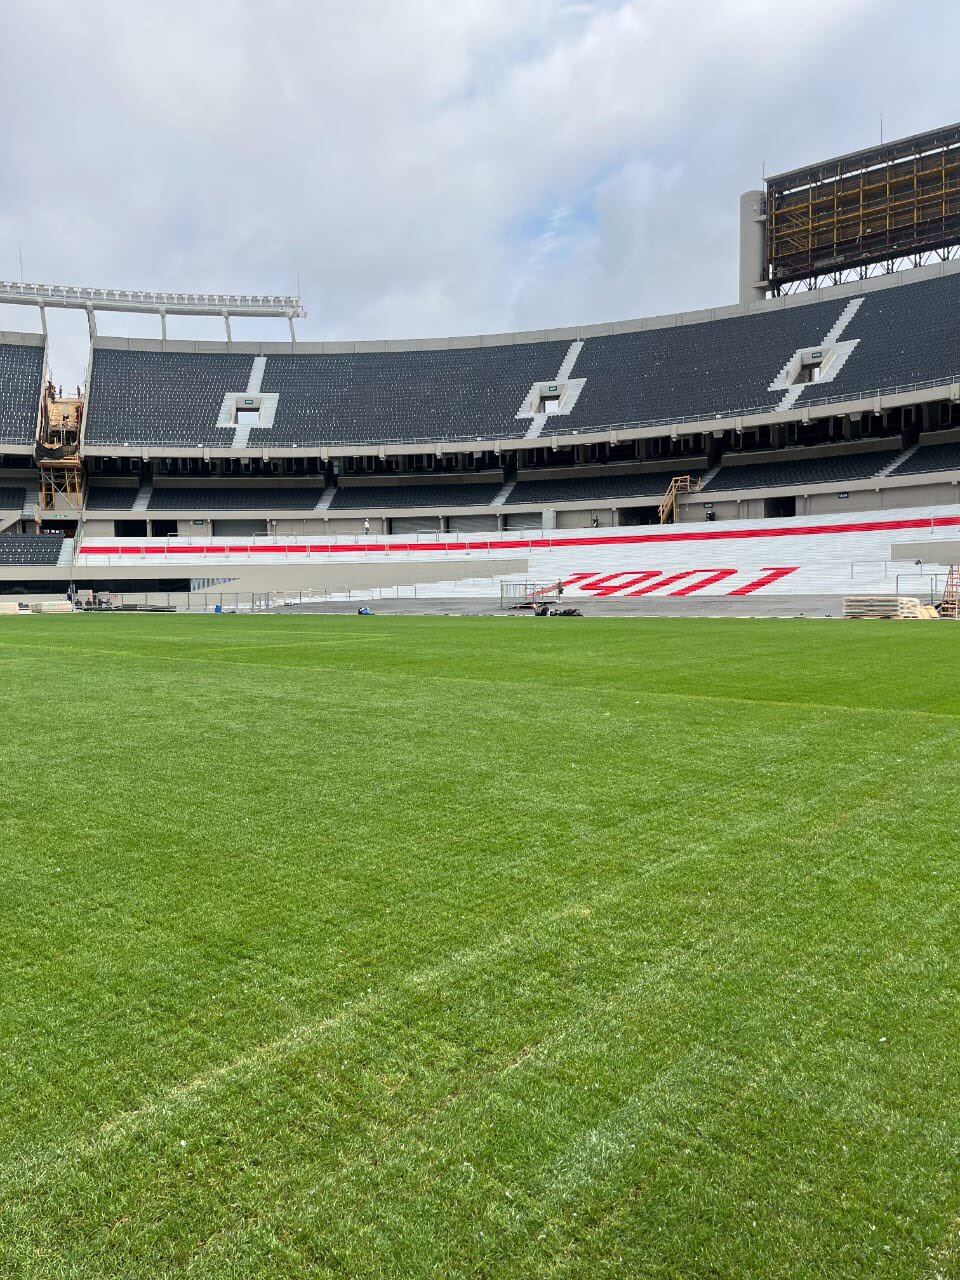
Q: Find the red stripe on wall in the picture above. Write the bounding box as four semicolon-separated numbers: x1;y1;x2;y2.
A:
77;511;960;560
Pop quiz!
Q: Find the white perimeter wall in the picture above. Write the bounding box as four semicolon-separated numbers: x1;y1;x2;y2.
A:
72;505;960;600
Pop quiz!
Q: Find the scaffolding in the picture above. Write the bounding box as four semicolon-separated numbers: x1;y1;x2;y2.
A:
38;457;84;513
36;384;85;514
766;122;960;291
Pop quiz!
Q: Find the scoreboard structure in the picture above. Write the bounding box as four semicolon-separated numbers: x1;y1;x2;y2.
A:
739;123;960;300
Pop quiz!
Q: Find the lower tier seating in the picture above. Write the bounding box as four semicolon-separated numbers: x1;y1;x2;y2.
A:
85;487;139;510
0;533;64;564
0;487;26;510
891;441;960;475
506;469;701;506
703;450;900;492
330;483;501;509
148;487;324;511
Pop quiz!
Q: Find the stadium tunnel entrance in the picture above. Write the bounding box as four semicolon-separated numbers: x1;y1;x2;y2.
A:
763;495;797;518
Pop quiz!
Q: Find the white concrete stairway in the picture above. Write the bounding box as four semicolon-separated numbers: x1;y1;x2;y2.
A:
770;297;865;411
491;480;516;506
132;483;153;512
314;485;338;511
247;356;266;395
822;297;864;346
21;483;39;520
524;340;586;441
556;339;584;380
775;385;807;412
876;444;915;477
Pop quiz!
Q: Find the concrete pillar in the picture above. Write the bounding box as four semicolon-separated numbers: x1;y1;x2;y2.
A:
738;189;767;305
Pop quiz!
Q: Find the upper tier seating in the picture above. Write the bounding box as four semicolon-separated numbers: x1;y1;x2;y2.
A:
85;349;254;446
252;343;569;446
330;483;501;510
506;469;702;506
889;440;960;476
147;487;323;511
797;273;960;402
0;533;63;564
0;486;26;509
703;449;900;492
555;297;849;434
0;343;44;447
77;272;960;449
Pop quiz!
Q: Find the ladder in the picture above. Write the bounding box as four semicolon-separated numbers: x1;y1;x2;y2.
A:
658;473;701;524
941;564;960;618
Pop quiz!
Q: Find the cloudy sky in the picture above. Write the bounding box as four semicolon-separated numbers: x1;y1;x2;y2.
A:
0;0;957;383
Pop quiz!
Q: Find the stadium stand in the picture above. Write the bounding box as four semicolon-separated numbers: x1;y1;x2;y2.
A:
0;343;44;446
84;349;254;446
251;343;571;445
703;449;900;492
147;487;322;511
799;273;960;402
84;487;139;510
330;483;501;509
505;469;704;506
0;487;26;509
890;439;960;476
75;273;960;452
0;533;64;564
552;297;849;433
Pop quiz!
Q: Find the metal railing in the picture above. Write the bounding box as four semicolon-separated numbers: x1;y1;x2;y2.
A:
89;376;960;452
521;374;960;442
73;526;546;567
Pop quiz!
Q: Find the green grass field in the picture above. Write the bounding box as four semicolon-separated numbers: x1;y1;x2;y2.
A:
2;614;960;1278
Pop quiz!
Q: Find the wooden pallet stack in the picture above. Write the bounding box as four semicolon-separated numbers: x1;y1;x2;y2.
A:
843;595;940;620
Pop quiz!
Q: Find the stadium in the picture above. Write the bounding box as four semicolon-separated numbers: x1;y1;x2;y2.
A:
4;123;960;616
5;94;960;1279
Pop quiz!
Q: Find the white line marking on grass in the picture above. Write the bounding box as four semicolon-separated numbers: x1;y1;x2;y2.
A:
0;849;701;1184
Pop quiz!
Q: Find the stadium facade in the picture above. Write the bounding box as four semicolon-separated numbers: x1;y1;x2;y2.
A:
4;123;960;606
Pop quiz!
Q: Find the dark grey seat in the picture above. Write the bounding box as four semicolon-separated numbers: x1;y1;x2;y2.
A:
85;487;139;510
84;349;254;447
0;533;63;564
703;450;899;492
0;344;44;446
506;469;702;505
0;486;26;510
147;487;323;511
250;342;570;447
330;483;500;509
890;440;960;476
